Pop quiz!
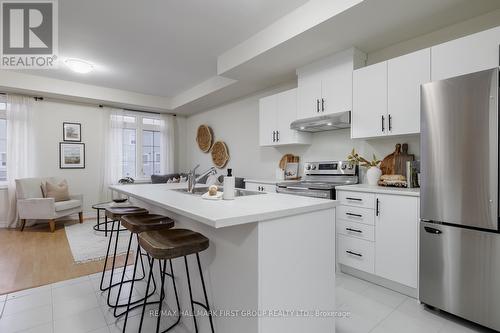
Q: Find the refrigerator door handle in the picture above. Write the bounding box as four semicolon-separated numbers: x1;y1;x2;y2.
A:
424;226;442;234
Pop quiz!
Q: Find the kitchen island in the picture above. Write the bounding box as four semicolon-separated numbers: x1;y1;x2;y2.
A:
110;183;338;333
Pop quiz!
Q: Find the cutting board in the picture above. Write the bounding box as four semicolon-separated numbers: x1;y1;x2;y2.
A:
380;144;401;175
279;154;299;170
394;143;415;175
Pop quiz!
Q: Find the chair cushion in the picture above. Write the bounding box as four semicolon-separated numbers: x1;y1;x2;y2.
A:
44;179;70;202
54;199;81;212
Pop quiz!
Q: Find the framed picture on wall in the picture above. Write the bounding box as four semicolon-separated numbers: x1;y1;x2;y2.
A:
59;142;85;169
63;122;81;142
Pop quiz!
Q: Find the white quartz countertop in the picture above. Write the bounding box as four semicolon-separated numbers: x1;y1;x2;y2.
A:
110;183;338;228
335;184;420;197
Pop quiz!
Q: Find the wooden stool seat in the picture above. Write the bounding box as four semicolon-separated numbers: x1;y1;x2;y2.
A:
105;206;148;220
138;229;209;260
120;214;175;234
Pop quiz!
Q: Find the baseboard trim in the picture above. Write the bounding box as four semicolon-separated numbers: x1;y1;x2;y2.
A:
340;264;418;298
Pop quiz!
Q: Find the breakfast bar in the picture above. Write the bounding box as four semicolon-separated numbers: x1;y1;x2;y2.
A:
110;183;338;333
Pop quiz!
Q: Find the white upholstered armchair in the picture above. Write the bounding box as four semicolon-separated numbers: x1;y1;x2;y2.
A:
16;177;84;232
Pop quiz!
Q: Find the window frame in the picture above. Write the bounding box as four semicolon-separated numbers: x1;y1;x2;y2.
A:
0;95;6;184
122;111;162;181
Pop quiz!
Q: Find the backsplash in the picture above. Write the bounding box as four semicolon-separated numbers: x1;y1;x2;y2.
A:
182;89;420;183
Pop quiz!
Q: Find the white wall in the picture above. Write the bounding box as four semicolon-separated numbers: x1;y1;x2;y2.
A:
184;89;420;183
29;99;106;215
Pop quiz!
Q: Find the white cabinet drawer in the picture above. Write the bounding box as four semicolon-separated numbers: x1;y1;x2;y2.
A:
337;191;375;209
337;220;375;241
336;205;375;225
338;235;375;274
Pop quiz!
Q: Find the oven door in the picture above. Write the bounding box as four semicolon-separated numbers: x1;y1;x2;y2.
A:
276;186;332;199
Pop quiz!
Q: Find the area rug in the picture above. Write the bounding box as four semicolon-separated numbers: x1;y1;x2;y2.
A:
65;221;133;263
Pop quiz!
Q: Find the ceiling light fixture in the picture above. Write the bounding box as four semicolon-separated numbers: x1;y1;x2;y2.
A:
327;122;333;126
64;58;94;74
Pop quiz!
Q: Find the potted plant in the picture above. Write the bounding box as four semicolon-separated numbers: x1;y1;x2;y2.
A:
347;149;382;185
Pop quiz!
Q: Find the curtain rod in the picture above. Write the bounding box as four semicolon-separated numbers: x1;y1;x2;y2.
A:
0;92;176;116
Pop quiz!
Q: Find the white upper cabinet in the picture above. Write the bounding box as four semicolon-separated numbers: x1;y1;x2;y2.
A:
297;74;322;119
259;94;278;146
352;48;430;139
431;26;500;81
387;48;430;136
297;48;366;120
259;88;311;147
352;61;388;138
375;194;418;288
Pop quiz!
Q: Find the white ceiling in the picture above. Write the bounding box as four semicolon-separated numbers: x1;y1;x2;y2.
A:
19;0;308;97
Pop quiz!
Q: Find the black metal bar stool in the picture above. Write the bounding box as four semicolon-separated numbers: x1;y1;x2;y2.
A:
100;206;149;300
132;228;215;333
112;213;176;318
92;202;129;236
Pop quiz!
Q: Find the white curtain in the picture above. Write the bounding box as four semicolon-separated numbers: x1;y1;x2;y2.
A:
160;113;175;174
6;95;34;227
100;107;125;201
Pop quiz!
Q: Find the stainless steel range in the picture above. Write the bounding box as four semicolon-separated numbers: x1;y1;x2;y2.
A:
276;161;358;199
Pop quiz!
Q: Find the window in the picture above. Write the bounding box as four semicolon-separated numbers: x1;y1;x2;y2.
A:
121;112;162;180
142;130;160;177
0;96;6;182
122;128;136;177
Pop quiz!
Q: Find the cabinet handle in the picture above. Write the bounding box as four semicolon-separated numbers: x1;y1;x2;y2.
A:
346;197;362;201
321;98;325;111
381;115;385;132
276;131;279;142
388;114;392;131
376;198;380;216
317;99;320;112
346;228;362;233
272;131;276;142
346;212;362;218
346;250;362;257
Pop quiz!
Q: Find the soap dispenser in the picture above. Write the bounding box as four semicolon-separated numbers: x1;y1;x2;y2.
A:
223;168;235;200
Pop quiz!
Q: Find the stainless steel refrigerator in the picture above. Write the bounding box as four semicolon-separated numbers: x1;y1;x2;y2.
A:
420;67;500;330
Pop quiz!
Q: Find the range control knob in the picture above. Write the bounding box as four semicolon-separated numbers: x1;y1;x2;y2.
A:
348;164;354;169
341;164;347;170
311;165;317;170
305;164;311;170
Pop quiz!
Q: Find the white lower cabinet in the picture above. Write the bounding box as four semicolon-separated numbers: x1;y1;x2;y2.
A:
338;234;375;274
375;194;418;288
336;189;419;288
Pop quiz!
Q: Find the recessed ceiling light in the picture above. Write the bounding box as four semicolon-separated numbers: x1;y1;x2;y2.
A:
64;58;94;74
327;122;333;126
300;126;305;130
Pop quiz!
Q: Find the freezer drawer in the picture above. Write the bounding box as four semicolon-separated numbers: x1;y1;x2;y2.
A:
419;222;500;331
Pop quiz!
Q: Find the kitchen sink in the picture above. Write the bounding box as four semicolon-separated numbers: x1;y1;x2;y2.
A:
172;187;265;197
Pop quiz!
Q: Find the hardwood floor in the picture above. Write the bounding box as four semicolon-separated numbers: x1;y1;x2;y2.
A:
0;219;132;295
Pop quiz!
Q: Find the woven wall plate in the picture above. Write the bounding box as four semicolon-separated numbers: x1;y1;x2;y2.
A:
211;141;229;168
196;125;213;152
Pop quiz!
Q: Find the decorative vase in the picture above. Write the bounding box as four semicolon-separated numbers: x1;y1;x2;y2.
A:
366;166;382;185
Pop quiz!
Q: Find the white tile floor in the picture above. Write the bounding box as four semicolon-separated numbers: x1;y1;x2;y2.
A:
0;269;495;333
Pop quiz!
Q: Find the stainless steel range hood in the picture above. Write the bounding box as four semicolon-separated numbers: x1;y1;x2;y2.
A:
290;111;351;133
